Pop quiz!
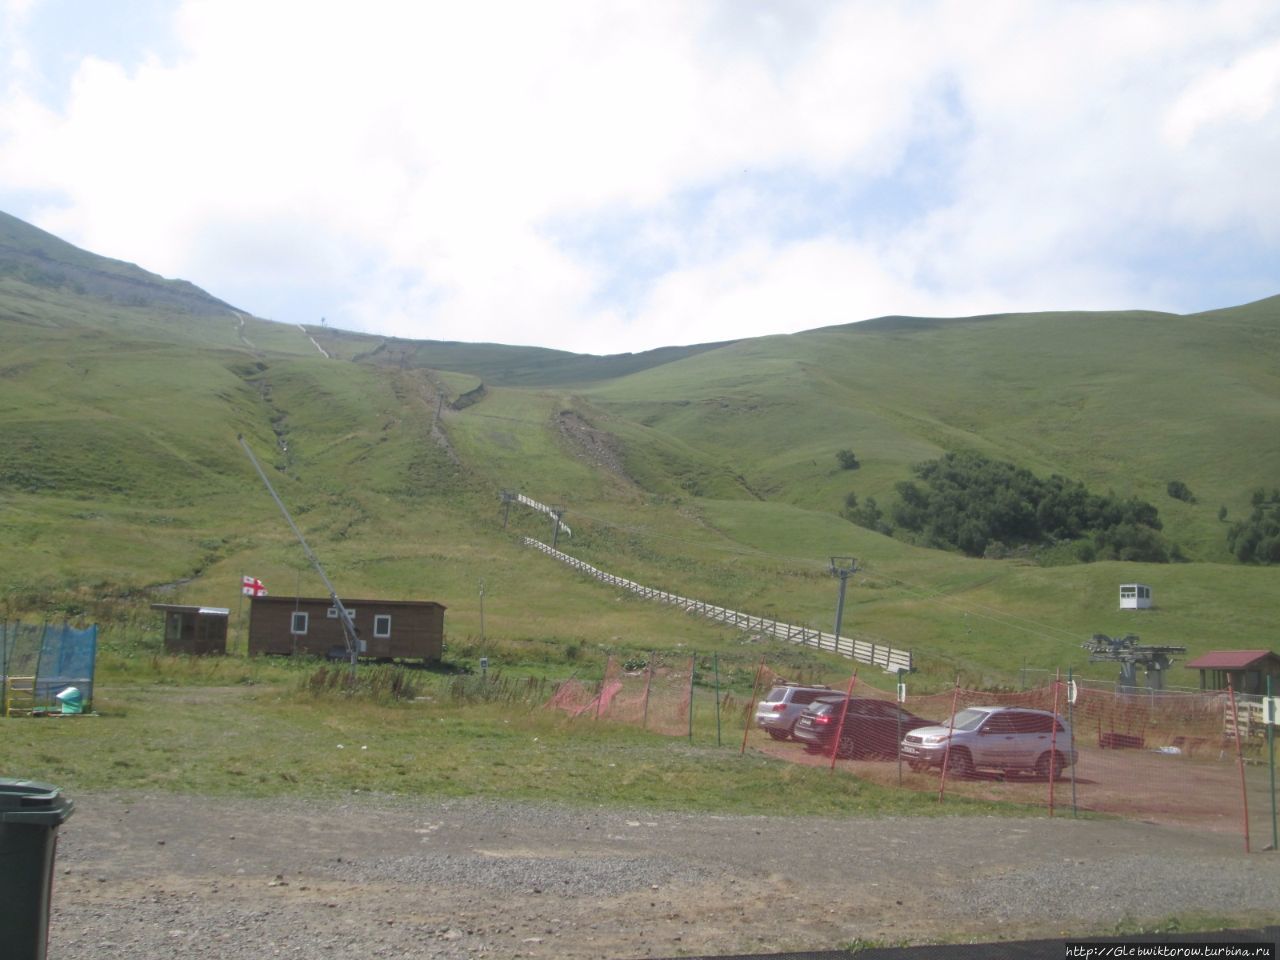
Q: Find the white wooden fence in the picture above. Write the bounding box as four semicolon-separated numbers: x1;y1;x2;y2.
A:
514;494;571;538
522;537;912;672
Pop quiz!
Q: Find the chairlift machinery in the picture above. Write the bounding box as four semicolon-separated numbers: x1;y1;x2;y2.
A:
238;435;362;673
1082;632;1187;690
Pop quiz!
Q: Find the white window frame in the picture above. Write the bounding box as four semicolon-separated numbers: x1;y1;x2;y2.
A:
290;611;309;635
373;614;392;639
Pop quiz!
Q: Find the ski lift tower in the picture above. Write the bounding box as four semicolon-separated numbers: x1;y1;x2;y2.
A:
239;435;362;676
1082;633;1187;691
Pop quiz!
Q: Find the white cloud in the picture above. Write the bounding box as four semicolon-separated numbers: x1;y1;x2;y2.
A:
1164;37;1280;147
0;0;1278;354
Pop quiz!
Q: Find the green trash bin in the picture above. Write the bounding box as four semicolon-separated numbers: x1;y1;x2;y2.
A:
0;779;75;960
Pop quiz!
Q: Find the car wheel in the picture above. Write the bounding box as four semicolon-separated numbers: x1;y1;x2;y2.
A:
946;748;974;778
837;733;858;759
908;760;926;772
767;729;789;741
1035;751;1063;779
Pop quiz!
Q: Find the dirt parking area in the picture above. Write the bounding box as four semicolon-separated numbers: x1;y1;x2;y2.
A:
48;791;1280;960
756;736;1276;837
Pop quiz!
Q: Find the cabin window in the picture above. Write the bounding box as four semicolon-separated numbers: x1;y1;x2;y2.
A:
165;614;188;642
373;614;392;639
291;611;309;635
1120;586;1137;598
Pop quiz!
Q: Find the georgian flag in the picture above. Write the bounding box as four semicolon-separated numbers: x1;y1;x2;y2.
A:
242;576;268;597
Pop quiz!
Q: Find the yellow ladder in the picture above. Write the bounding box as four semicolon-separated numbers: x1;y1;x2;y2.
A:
3;676;36;717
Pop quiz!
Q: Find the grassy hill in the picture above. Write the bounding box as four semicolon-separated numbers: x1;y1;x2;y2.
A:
2;209;1278;693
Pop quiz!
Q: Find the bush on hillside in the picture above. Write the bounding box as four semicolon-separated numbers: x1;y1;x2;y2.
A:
843;492;891;535
1166;480;1196;503
883;450;1171;562
836;449;860;470
1227;493;1280;564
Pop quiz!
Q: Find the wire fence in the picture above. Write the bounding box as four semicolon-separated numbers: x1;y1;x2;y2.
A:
547;656;1278;852
1;621;98;715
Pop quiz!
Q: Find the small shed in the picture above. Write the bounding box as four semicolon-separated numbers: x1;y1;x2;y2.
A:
1184;649;1280;696
151;604;230;656
247;595;445;664
1119;583;1152;609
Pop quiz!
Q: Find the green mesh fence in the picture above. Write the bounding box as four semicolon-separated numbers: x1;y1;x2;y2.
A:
1;622;97;714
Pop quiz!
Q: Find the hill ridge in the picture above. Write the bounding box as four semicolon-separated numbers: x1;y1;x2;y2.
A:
0;210;238;317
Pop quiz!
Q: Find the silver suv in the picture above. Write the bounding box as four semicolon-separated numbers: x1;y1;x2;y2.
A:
754;683;839;740
900;705;1077;778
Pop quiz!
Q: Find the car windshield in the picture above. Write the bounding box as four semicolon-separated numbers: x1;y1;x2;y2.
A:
947;708;990;731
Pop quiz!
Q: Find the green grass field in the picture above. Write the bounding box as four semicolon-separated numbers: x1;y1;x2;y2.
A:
0;650;1026;818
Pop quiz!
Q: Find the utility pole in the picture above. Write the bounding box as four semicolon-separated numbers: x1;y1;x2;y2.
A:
829;556;857;647
551;506;566;550
479;579;486;642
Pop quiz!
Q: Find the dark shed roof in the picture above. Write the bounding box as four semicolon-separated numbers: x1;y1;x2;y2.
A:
1184;650;1277;670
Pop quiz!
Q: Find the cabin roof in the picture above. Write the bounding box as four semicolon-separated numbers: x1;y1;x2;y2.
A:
150;603;230;617
249;595;446;610
1184;650;1278;670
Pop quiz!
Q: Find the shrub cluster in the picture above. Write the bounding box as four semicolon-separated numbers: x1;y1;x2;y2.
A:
847;450;1173;562
301;664;421;702
1226;490;1280;564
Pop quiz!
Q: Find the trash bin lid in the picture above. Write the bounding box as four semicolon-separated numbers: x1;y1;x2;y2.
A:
0;779;74;825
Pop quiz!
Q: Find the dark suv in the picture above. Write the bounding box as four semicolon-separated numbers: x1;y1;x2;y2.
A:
793;696;931;758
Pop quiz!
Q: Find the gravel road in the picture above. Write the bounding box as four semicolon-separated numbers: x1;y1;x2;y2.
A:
48;792;1280;959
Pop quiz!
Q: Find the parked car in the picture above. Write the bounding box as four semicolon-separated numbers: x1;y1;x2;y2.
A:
754;683;839;740
900;705;1077;778
793;696;932;758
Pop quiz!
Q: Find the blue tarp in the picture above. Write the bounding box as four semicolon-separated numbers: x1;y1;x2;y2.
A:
1;622;97;712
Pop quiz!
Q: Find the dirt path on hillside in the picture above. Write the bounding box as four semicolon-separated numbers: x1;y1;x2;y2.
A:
48;792;1280;960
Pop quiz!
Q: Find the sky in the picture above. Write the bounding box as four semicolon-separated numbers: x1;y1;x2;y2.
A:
1;1;1278;356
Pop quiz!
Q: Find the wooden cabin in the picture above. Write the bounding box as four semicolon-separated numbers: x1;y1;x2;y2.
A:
1184;649;1280;696
151;604;230;656
247;595;445;664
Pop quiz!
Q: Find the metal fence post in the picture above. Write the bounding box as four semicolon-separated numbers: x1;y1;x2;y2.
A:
740;656;767;755
714;653;722;747
828;672;858;772
641;652;654;731
1269;674;1277;851
1068;666;1078;819
686;654;696;743
1227;679;1251;853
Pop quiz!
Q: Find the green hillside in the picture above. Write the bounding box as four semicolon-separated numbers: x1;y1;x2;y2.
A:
2;210;1278;692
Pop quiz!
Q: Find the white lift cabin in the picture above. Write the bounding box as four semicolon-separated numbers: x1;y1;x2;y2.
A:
1119;583;1152;610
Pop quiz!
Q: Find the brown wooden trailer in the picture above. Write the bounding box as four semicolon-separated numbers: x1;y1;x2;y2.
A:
247;595;445;664
152;604;230;656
